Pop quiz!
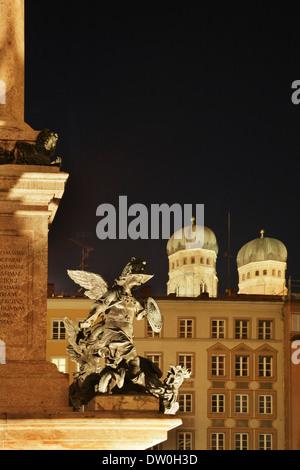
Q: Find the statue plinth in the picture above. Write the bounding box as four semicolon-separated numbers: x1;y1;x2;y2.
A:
0;395;182;450
0;165;70;414
85;394;160;412
0;410;182;450
0;120;39;151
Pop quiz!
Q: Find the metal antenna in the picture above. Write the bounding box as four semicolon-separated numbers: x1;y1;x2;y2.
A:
69;232;94;271
225;212;234;293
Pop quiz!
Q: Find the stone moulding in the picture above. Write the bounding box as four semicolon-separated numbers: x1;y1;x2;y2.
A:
0;412;182;450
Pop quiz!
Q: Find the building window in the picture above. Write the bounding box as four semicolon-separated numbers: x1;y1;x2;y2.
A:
211;355;225;377
207;258;210;265
211;319;225;339
146;354;162;370
200;257;204;264
235;320;249;339
179;393;193;413
176;260;179;267
234;394;249;414
235;355;249;377
258;433;273;450
291;314;300;331
258;395;273;414
234;433;249;450
211;394;225;413
183;258;187;265
177;432;192;450
146;322;161;338
171;262;174;270
210;433;225;450
258;320;273;340
200;281;208;294
178;354;193;375
242;274;245;281
247;272;250;279
179;319;194;338
258;356;273;378
255;271;260;276
51;319;66;340
51;357;67;373
278;271;281;277
263;270;267;276
272;269;276;276
191;257;195;264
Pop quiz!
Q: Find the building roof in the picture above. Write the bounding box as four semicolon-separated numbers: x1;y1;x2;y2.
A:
167;225;219;256
237;231;287;268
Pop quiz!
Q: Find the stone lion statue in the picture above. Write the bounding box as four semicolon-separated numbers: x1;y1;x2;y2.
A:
0;129;62;166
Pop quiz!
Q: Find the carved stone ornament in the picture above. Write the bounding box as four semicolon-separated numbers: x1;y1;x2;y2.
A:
64;258;190;414
0;129;62;167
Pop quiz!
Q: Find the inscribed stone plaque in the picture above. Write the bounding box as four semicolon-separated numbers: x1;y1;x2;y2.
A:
0;232;32;348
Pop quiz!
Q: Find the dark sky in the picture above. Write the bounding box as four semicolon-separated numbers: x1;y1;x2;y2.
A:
24;1;300;296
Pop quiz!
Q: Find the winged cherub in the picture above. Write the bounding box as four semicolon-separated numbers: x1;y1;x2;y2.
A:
64;258;162;392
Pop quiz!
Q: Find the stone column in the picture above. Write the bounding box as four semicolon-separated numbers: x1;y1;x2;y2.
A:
0;0;37;148
0;0;24;122
0;1;70;413
0;165;70;413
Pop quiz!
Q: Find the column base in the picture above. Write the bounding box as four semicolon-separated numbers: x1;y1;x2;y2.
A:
0;120;38;149
0;361;71;414
0;409;182;450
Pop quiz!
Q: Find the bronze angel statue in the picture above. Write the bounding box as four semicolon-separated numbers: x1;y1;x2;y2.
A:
64;258;190;414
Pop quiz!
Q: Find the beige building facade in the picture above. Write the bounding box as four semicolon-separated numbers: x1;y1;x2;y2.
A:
47;294;285;450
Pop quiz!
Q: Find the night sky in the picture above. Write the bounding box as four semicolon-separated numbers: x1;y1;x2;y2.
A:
24;1;300;296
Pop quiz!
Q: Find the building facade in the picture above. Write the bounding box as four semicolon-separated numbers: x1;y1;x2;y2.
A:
283;296;300;449
47;294;286;450
46;225;296;450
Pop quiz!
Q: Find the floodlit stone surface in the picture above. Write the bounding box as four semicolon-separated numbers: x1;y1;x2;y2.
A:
0;0;38;147
0;165;70;414
0;411;182;450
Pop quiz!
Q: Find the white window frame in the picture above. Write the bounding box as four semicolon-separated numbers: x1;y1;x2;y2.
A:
258;320;273;340
178;354;193;375
258;395;273;414
146;321;161;338
177;432;192;450
51;319;66;340
292;314;300;331
258;356;273;377
235;355;249;377
210;433;225;450
234;394;249;413
178;393;193;413
234;433;249;450
212;319;225;339
235;320;249;339
179;318;194;338
211;394;225;413
259;433;273;450
211;355;225;377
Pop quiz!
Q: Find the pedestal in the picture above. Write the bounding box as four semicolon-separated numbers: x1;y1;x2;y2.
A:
0;396;182;450
0;165;70;413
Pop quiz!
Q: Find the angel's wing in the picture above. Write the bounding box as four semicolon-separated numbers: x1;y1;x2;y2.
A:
67;270;109;300
63;317;82;356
